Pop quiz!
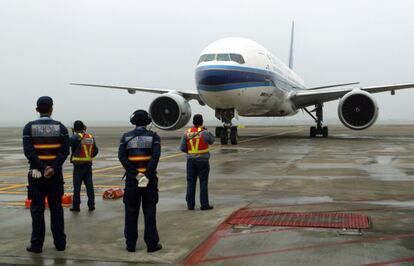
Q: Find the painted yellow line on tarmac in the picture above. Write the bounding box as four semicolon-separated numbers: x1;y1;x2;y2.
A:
93;165;123;174
0;201;25;206
0;184;27;191
0;191;26;195
0;129;303;199
93;185;123;188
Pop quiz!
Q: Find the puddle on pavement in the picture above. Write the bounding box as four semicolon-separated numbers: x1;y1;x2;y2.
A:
262;196;334;205
363;200;414;208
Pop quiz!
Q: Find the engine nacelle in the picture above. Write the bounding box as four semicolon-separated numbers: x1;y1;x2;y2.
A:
149;93;192;130
338;90;379;130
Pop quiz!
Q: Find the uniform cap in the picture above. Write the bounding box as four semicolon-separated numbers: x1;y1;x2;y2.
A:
36;96;53;108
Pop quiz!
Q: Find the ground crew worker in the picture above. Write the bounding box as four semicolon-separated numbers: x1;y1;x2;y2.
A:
180;114;215;210
118;110;162;253
23;96;69;253
69;120;98;212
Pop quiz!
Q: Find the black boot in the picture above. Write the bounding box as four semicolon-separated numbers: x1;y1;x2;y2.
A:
147;243;162;253
26;245;42;253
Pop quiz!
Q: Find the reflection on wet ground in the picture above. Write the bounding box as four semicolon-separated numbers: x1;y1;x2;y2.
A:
0;125;414;265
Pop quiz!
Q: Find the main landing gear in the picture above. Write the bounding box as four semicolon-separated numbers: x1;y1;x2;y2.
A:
303;103;328;138
215;108;238;145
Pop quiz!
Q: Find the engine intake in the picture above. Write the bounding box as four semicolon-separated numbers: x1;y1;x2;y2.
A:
149;93;191;130
338;90;378;130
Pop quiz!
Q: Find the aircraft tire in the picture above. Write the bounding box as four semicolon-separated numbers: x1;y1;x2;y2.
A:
220;128;228;145
215;127;223;138
310;126;317;138
322;126;328;138
230;126;238;145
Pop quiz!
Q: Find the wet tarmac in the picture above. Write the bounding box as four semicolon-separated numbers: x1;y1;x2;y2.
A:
0;125;414;265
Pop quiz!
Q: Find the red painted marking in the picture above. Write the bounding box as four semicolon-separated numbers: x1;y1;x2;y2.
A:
183;219;231;265
199;232;414;264
227;210;370;229
360;256;414;266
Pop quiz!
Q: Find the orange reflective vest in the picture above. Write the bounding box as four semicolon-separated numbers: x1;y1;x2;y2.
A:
186;127;209;155
72;133;95;163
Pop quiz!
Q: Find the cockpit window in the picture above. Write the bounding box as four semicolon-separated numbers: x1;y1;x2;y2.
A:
197;54;216;64
197;53;245;64
204;54;216;62
217;54;230;61
197;55;206;64
230;54;245;64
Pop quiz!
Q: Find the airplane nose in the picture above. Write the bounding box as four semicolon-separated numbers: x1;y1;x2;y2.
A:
196;68;229;86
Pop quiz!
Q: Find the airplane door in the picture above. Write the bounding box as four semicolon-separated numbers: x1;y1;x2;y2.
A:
258;52;270;70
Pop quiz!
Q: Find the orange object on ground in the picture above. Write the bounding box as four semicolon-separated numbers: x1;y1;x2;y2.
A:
25;199;31;208
61;194;73;205
24;198;49;208
25;194;72;209
102;188;124;199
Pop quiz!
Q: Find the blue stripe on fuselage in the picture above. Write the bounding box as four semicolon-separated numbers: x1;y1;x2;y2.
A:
197;82;273;91
196;65;271;92
195;65;302;92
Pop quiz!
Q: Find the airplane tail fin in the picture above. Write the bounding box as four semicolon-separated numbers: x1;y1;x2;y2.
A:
288;21;295;69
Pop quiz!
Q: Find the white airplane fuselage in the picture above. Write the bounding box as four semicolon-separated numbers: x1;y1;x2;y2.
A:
195;37;306;117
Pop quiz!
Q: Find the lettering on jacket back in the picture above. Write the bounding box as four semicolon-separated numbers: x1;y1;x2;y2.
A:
126;136;153;149
31;124;61;137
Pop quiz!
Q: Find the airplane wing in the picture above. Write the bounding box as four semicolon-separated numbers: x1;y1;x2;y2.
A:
306;82;359;90
70;83;201;101
291;83;414;108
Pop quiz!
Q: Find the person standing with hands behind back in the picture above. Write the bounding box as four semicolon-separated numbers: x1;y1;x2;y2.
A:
180;114;215;211
69;120;98;212
118;110;162;253
23;96;69;253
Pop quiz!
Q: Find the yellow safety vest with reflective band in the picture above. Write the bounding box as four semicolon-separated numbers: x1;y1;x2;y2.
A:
186;127;210;155
72;133;94;163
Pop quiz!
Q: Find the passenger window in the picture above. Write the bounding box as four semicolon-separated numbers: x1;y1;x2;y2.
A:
230;54;245;64
217;54;230;61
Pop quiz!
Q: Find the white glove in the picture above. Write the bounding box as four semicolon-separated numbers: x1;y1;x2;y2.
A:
30;169;42;179
137;173;149;188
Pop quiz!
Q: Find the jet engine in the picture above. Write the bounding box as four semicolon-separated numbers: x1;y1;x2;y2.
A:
149;93;192;130
338;90;378;130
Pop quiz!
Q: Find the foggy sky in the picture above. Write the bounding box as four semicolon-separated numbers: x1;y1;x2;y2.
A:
1;0;414;127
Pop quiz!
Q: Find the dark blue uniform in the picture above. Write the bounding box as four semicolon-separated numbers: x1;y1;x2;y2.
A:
70;133;99;210
23;116;69;251
118;127;161;251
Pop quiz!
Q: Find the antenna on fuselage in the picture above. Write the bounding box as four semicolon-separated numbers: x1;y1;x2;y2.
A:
288;21;295;69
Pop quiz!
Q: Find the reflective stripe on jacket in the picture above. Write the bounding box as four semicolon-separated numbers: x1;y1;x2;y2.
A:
31;123;63;162
126;135;154;173
186;127;210;155
71;133;95;163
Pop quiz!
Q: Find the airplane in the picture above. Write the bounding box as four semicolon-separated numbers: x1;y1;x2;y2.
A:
72;22;414;145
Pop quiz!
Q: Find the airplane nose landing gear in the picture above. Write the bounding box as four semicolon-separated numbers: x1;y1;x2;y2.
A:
215;108;238;145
